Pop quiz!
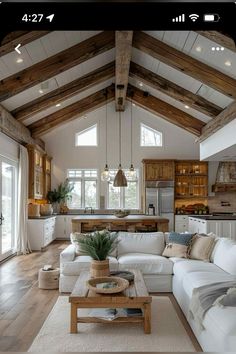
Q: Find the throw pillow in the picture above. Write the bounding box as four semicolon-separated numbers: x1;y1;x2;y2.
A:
168;232;194;246
162;243;188;258
216;288;236;307
189;234;216;262
70;232;85;255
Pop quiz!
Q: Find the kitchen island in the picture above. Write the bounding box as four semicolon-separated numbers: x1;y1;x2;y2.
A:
188;215;236;240
72;215;169;233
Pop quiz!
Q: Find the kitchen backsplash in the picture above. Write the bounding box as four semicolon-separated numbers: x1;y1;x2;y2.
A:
208;192;236;213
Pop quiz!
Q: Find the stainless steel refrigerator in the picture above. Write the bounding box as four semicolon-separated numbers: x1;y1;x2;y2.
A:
145;181;175;231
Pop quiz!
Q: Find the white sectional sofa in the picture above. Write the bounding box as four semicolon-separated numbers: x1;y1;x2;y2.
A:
59;232;236;352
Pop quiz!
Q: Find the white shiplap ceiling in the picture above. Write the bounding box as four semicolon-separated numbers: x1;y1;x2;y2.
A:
0;30;235;135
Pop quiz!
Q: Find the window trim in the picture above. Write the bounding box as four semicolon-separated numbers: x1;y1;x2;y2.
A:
75;123;98;147
106;169;140;210
67;169;99;209
140;123;163;147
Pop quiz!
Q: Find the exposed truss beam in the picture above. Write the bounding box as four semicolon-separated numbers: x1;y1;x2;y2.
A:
133;31;236;99
0;31;115;102
115;31;133;111
198;100;236;142
197;31;236;53
13;61;115;122
0;31;50;57
127;84;205;136
29;85;115;138
129;62;222;117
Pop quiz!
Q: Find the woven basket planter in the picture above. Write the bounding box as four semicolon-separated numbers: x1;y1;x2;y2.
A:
90;259;110;278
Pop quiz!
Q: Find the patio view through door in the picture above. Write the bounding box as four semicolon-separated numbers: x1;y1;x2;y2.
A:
0;156;17;261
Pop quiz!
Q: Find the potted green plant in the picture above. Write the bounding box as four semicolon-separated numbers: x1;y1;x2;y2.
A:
77;230;119;277
47;179;74;213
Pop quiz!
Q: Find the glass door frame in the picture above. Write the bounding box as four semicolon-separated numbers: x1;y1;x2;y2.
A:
0;155;18;262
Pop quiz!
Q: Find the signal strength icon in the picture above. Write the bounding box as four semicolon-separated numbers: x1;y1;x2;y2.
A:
189;14;199;22
172;14;185;23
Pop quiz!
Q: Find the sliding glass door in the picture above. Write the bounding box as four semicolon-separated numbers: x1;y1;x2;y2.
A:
0;157;17;261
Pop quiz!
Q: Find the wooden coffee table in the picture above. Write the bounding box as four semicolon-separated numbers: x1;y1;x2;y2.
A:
69;269;152;334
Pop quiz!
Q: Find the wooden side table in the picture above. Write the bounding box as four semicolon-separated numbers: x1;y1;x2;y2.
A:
38;268;60;289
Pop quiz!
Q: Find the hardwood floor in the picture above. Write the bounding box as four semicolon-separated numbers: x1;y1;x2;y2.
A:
0;241;201;352
0;240;69;351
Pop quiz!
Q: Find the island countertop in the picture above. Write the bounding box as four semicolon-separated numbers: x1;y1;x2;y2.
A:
71;214;169;233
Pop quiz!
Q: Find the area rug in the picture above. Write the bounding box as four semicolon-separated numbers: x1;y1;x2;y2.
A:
28;296;196;352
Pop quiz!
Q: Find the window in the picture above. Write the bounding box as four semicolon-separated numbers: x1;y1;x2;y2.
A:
140;123;162;147
107;170;139;209
67;169;98;209
75;124;97;146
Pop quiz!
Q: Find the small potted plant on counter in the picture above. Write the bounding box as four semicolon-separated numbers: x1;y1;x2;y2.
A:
47;179;74;214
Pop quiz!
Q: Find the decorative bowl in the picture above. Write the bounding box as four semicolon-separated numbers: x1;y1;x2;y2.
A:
113;210;130;218
87;276;129;294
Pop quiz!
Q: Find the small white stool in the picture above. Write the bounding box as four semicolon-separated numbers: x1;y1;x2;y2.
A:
38;268;60;289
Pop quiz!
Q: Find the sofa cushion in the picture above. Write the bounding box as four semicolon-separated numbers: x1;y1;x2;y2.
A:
173;259;226;281
118;253;173;275
61;256;118;276
182;271;236;298
117;232;165;256
162;243;188;258
168;232;194;245
189;234;216;262
212;238;236;275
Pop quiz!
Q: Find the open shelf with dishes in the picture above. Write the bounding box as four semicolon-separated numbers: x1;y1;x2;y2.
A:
175;161;208;199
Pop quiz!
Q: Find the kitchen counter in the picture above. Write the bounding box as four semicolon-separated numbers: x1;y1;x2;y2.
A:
28;215;57;219
189;215;236;220
71;215;169;233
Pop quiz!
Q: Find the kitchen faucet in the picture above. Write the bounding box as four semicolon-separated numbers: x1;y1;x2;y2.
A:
84;207;94;214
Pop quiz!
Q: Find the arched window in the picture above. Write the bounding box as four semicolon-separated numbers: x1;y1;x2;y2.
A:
75;124;97;146
140;123;162;147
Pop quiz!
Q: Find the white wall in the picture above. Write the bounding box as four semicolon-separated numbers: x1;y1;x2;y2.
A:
0;132;19;162
43;102;200;204
200;119;236;161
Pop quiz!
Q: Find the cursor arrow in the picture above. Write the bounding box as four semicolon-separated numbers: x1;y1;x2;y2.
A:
15;44;21;54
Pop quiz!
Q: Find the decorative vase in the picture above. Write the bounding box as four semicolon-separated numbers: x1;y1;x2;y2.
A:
90;259;110;278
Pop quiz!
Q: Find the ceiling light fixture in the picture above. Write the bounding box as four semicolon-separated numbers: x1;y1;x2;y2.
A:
225;60;232;67
127;93;135;180
16;58;23;63
39;89;44;94
184;105;190;109
113;110;127;187
101;89;110;182
56;103;61;107
195;46;202;52
139;82;143;87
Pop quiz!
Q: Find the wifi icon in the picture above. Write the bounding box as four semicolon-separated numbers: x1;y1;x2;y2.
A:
189;14;199;22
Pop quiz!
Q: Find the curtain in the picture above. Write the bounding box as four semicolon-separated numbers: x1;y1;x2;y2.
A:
16;145;31;255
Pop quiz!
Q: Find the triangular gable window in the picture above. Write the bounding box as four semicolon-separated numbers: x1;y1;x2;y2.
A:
76;124;97;146
140;123;162;147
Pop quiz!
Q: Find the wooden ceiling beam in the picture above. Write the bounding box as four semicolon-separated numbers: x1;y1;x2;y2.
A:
133;31;236;99
13;61;115;122
127;84;205;136
29;85;115;138
198;100;236;142
115;31;133;111
0;31;50;57
0;31;115;102
129;62;222;117
197;31;236;53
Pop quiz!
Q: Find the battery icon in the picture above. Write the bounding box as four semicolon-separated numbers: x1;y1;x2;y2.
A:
203;14;220;22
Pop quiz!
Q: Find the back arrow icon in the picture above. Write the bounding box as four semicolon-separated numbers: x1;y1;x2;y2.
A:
15;44;21;54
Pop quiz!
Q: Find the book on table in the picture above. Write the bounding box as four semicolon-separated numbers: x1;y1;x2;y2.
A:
89;308;143;321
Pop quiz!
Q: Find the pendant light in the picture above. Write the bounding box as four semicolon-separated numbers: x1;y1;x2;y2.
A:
101;89;110;182
113;110;127;187
127;96;135;180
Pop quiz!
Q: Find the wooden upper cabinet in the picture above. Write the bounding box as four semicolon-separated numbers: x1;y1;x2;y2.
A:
143;160;175;181
27;145;52;199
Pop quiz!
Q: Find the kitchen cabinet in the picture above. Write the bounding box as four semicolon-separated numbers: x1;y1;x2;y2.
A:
175;215;189;233
28;216;56;250
43;155;52;198
55;215;74;239
27;145;45;199
143;160;175;181
175;161;208;199
188;217;236;240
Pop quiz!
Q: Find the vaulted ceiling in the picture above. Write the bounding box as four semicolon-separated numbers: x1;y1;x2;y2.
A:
0;30;235;141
